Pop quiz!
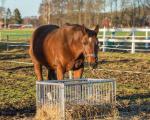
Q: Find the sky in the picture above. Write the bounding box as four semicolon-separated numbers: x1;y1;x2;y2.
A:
3;0;42;17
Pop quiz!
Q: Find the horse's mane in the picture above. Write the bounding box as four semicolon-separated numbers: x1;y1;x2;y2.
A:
63;23;81;27
62;23;84;32
63;23;97;36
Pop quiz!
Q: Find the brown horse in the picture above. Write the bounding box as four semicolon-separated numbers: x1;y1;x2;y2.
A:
29;24;99;80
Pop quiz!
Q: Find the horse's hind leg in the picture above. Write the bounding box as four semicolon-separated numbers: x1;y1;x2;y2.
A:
47;69;57;80
29;45;43;81
34;63;43;81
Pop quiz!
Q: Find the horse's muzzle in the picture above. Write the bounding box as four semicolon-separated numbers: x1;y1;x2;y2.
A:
89;62;98;69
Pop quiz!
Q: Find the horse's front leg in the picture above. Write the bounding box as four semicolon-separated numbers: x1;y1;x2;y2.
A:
73;67;84;79
56;64;64;80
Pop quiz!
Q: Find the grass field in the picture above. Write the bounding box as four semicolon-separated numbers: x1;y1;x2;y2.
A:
0;49;150;120
0;29;34;42
0;28;149;43
98;30;150;37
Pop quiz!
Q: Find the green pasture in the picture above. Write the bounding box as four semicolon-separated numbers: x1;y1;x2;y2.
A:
0;28;149;43
0;29;34;42
98;31;150;37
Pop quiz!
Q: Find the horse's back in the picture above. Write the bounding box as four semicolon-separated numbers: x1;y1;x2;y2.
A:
33;24;59;41
29;24;59;65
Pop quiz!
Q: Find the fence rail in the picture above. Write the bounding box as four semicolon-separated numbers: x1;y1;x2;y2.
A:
98;27;150;53
0;34;29;51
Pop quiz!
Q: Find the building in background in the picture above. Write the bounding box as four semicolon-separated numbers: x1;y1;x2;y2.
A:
0;20;4;28
23;16;39;27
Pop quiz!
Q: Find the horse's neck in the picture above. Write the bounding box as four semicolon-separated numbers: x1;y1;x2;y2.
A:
66;41;84;71
70;39;83;60
63;27;84;60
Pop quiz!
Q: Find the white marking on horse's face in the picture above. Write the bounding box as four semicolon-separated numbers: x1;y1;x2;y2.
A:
89;37;92;43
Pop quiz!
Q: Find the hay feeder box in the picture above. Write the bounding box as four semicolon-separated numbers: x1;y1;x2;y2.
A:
36;78;116;119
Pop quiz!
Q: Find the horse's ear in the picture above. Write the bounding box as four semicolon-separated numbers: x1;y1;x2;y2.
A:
94;25;99;35
81;24;86;34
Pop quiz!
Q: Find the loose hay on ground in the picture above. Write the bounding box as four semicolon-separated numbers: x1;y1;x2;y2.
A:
35;103;115;120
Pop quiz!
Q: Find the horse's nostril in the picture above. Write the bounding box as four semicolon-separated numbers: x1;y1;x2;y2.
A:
89;62;97;69
95;57;98;62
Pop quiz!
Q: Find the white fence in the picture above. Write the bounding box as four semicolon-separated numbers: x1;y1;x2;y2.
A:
98;27;150;53
36;78;116;119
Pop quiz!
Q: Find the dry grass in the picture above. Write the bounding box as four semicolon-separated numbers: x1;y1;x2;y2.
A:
34;103;115;120
35;105;62;120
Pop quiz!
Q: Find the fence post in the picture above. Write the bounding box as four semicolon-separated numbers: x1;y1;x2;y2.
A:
145;27;148;48
131;28;135;54
69;71;72;79
60;84;65;120
6;35;9;51
102;27;106;52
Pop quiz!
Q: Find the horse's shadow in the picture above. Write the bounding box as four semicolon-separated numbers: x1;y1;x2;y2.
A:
99;59;139;64
84;59;139;67
117;93;150;119
0;54;29;60
0;66;33;71
117;93;150;100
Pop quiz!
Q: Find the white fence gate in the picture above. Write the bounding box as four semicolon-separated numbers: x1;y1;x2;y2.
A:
98;27;150;53
36;78;116;119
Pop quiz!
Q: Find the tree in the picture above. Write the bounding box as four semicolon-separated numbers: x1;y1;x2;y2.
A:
6;8;11;19
144;0;150;9
6;8;11;25
0;7;5;19
39;0;105;26
13;8;22;24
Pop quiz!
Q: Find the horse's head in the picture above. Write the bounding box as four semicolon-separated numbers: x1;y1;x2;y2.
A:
64;23;99;68
81;25;99;68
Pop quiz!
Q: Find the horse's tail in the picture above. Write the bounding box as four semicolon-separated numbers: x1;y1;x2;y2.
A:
28;30;35;60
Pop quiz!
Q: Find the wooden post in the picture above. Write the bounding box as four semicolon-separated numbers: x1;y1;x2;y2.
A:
103;27;106;52
131;28;135;54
